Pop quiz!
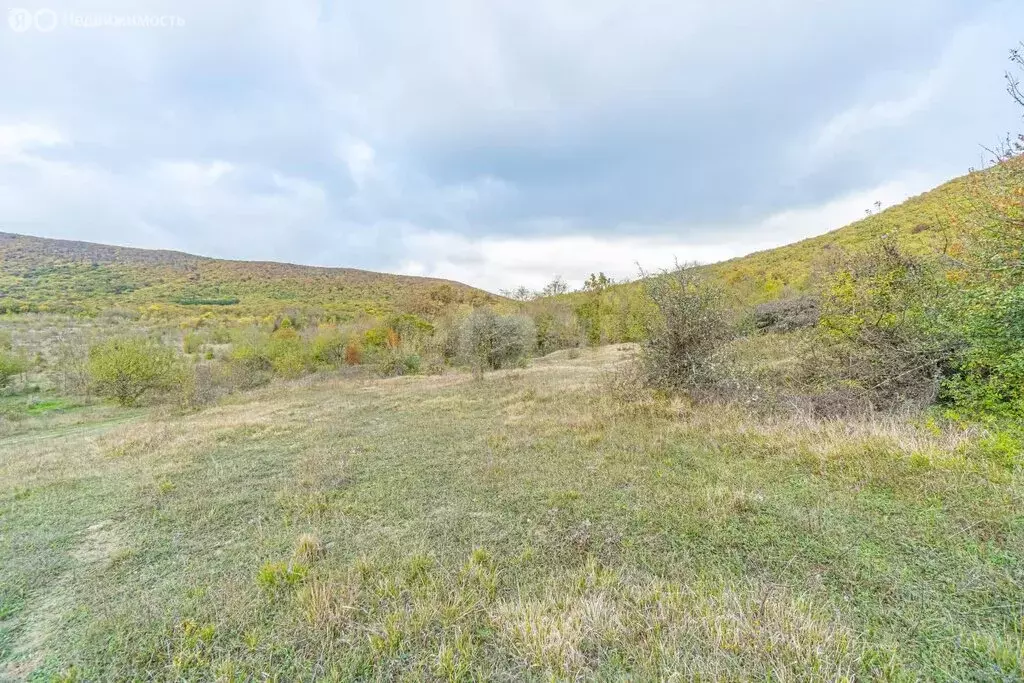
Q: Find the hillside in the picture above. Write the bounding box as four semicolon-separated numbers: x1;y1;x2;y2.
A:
0;233;497;320
701;160;1017;302
541;162;1017;336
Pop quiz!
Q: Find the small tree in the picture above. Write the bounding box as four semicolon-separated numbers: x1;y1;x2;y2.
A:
540;276;570;298
87;338;181;406
460;309;536;376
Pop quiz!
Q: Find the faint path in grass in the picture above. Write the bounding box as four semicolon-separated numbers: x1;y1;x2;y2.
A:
1;519;123;681
0;413;143;448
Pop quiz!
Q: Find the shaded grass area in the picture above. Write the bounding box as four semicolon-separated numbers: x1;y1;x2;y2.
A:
0;348;1021;680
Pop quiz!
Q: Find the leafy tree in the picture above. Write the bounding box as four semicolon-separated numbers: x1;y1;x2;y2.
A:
938;46;1024;416
87;338;181;406
583;272;612;293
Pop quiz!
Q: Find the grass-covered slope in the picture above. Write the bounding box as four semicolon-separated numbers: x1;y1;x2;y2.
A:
702;164;1002;302
1;347;1020;679
0;232;496;320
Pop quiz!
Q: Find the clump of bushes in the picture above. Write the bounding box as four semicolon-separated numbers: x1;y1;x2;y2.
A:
87;338;182;406
226;329;276;389
459;309;536;375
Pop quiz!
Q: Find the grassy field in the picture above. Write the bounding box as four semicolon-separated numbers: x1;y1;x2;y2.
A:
1;346;1021;680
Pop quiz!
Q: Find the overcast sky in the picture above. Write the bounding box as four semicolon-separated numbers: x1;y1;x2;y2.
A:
1;1;1022;292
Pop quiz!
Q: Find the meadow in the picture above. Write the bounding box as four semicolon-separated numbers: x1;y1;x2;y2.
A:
1;346;1021;680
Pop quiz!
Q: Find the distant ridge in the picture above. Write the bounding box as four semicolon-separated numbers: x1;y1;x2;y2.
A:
0;231;497;318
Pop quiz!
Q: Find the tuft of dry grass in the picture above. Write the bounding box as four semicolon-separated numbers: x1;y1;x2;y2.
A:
293;533;325;562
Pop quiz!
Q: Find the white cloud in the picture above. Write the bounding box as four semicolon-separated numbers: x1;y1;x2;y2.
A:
812;82;938;157
0;123;66;161
339;140;377;188
151;160;235;186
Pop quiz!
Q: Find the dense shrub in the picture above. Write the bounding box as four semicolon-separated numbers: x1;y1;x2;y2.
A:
813;240;961;412
386;313;434;343
376;349;422;377
640;266;734;391
177;361;238;408
226;329;275;389
939;157;1024;416
363;327;392;351
182;331;204;354
87;338;181;406
343;339;362;366
428;315;463;362
943;285;1024;416
459;310;536;374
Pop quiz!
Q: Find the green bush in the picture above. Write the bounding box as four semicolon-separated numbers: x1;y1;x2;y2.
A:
87;338;181;406
386;313;434;342
459;309;535;375
267;328;311;378
363;327;392;350
938;158;1024;417
376;350;422;377
182;331;204;354
640;265;733;392
942;284;1024;417
309;329;348;368
0;349;27;389
209;327;233;344
532;302;582;354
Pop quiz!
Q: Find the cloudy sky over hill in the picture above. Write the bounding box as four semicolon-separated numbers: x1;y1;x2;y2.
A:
1;0;1022;291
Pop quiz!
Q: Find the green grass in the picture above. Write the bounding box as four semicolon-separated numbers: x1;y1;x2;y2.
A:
1;347;1020;680
0;395;81;421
